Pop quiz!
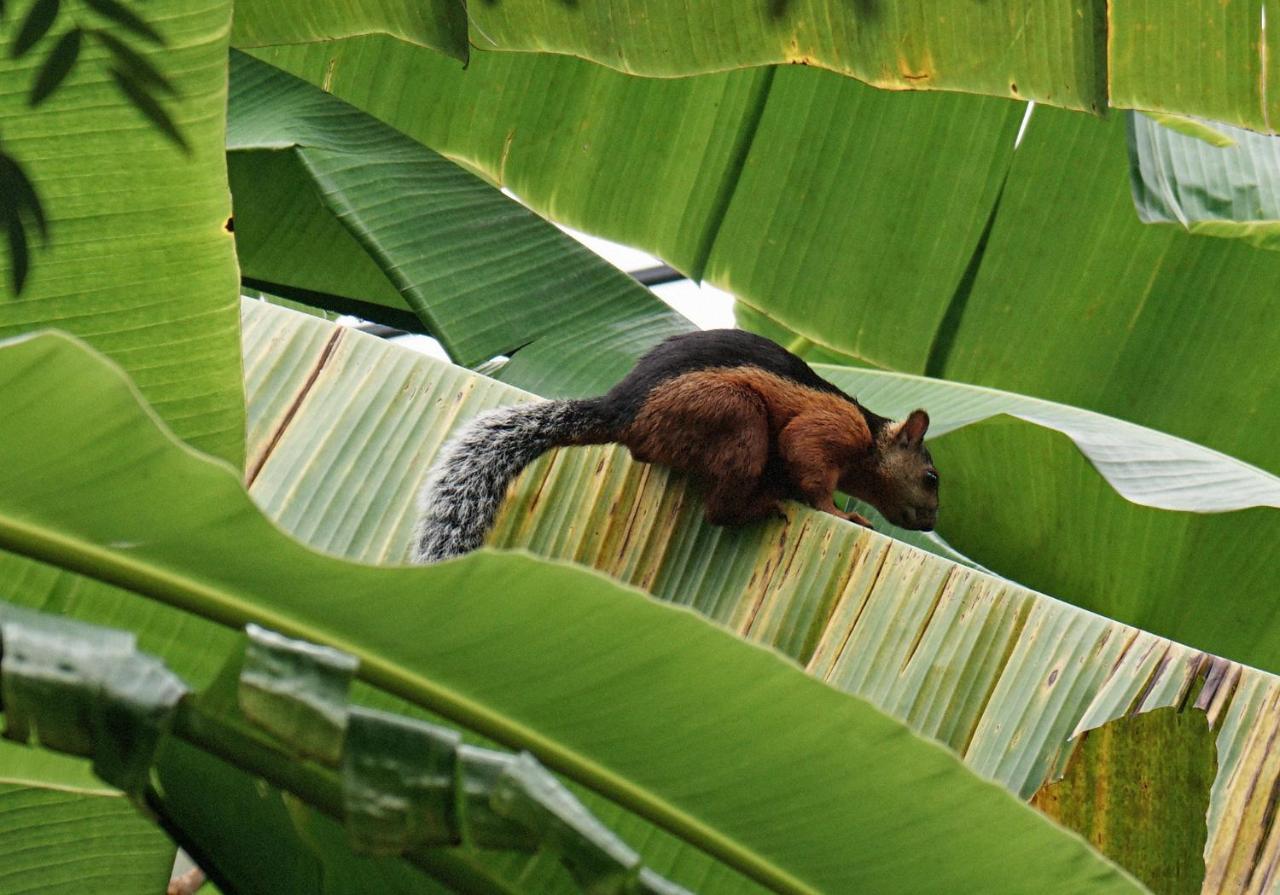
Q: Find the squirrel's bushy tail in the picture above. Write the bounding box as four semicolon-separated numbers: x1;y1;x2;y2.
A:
412;399;610;563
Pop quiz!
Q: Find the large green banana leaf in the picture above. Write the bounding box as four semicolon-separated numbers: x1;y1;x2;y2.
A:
809;364;1280;659
0;326;1140;894
0;0;244;466
249;41;1280;452
251;39;1019;373
228;52;693;396
236;0;1279;132
241;299;1280;892
938;106;1280;465
227;47;1280;666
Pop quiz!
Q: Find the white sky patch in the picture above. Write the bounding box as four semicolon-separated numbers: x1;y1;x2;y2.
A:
651;278;737;330
553;223;737;329
558;223;661;274
1015;101;1035;149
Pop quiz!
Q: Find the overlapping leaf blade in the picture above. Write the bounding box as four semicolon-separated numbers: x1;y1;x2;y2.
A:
251;39;1019;372
1128;110;1280;248
228;51;693;396
240;299;1280;892
817;364;1280;513
0;325;1142;894
0;784;174;892
231;0;466;60
1031;708;1216;895
235;0;1280;130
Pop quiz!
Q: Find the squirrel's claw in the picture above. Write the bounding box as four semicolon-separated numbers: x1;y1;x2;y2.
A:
845;511;874;529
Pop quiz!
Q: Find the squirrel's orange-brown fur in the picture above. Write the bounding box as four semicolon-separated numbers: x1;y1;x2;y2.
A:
620;367;877;526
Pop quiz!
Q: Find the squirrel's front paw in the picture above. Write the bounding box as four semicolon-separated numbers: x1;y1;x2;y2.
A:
844;511;874;529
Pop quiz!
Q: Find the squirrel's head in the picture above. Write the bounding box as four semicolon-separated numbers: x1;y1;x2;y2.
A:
846;409;939;531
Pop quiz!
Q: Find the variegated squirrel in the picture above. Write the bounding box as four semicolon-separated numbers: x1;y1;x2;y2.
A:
413;329;938;562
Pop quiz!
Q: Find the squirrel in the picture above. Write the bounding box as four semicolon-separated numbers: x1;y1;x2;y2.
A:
413;328;939;563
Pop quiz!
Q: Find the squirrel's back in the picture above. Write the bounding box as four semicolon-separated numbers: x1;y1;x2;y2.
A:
595;329;872;431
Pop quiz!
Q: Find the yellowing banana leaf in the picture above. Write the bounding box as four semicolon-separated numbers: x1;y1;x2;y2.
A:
467;0;1104;110
1031;707;1217;895
236;0;1280;131
0;0;243;466
0;325;1142;894
228;51;693;396
241;298;1280;892
1108;0;1279;133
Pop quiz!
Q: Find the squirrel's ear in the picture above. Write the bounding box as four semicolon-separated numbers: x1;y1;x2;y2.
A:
899;409;929;447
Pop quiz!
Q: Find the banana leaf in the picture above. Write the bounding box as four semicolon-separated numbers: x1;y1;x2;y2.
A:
0;323;1141;894
243;298;1280;892
227;52;694;397
1128;110;1280;250
237;0;1280;131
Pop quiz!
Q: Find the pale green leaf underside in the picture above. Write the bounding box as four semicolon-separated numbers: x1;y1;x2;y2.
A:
0;326;1138;894
1129;111;1280;250
240;300;1280;893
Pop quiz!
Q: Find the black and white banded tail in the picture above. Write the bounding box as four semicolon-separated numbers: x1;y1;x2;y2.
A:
412;400;609;562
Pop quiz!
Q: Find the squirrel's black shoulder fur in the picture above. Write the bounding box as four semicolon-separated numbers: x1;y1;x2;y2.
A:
595;329;888;435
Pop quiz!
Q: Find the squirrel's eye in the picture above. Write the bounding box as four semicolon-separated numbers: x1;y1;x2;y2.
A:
923;469;939;488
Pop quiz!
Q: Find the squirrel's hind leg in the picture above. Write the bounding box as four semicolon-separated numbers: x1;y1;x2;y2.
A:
696;400;777;526
704;477;784;526
619;375;778;525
